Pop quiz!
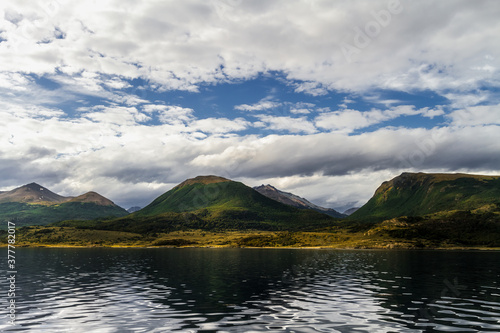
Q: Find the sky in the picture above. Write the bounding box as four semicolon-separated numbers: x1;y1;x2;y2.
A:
1;0;499;212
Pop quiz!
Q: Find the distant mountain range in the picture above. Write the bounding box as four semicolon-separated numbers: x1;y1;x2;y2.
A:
4;172;500;248
127;206;142;213
0;183;128;227
0;177;348;229
3;172;500;247
343;207;359;215
253;184;345;218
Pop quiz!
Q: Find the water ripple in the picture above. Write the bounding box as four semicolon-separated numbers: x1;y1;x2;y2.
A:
0;248;499;332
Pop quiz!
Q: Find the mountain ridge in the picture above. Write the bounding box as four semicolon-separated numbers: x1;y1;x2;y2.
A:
253;184;345;218
4;172;500;248
350;172;500;221
0;183;128;227
0;182;69;204
100;176;339;232
68;191;118;206
173;175;231;190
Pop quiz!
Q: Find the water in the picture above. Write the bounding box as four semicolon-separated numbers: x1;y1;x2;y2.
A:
1;248;499;332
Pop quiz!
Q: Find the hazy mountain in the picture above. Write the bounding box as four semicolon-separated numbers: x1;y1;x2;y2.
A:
343;207;359;215
127;206;142;213
253;184;345;218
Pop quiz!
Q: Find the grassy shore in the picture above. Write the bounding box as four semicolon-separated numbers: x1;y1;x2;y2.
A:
2;226;499;250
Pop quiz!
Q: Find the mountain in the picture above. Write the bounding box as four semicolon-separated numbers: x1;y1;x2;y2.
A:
0;183;129;227
0;182;68;204
343;207;359;215
350;172;500;221
100;175;339;232
173;175;231;189
254;184;345;218
68;191;117;205
127;206;142;213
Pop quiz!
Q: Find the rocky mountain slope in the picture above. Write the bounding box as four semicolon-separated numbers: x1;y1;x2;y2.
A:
0;183;67;204
253;184;345;218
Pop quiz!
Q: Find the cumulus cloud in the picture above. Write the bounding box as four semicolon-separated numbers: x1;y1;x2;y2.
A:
79;105;151;125
0;72;32;91
289;102;315;114
235;100;282;112
153;105;195;125
0;0;497;96
1;0;499;210
253;115;317;134
447;104;500;126
315;105;444;132
2;100;499;208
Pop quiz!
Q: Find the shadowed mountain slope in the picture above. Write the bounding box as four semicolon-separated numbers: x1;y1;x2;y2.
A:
350;172;500;221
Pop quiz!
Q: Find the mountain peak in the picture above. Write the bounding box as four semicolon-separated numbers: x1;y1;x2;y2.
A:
26;182;43;188
69;191;117;206
0;182;68;204
174;175;231;189
352;172;500;220
255;184;278;191
0;184;128;226
133;176;337;230
254;184;345;218
377;172;498;196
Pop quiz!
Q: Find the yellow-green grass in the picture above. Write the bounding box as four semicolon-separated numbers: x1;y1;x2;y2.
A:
3;225;499;250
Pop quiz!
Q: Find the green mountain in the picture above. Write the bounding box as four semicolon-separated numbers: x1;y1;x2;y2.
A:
83;175;338;233
350;172;500;221
12;173;500;248
0;183;129;227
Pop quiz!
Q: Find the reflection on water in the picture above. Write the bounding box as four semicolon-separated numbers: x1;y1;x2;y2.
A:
1;248;499;332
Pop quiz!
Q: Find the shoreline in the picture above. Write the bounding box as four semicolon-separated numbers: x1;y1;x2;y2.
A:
6;244;500;251
5;227;499;251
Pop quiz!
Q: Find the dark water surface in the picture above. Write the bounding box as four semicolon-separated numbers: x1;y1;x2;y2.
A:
1;248;499;332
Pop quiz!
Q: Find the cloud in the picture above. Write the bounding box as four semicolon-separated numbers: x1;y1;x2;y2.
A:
253;115;317;134
235;100;320;117
0;0;497;98
153;105;195;125
289;102;315;114
315;106;444;132
79;105;151;125
447;104;500;126
0;72;32;91
293;81;329;96
1;0;499;210
2;98;499;208
235;100;281;112
190;126;500;180
191;117;249;134
140;104;249;134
